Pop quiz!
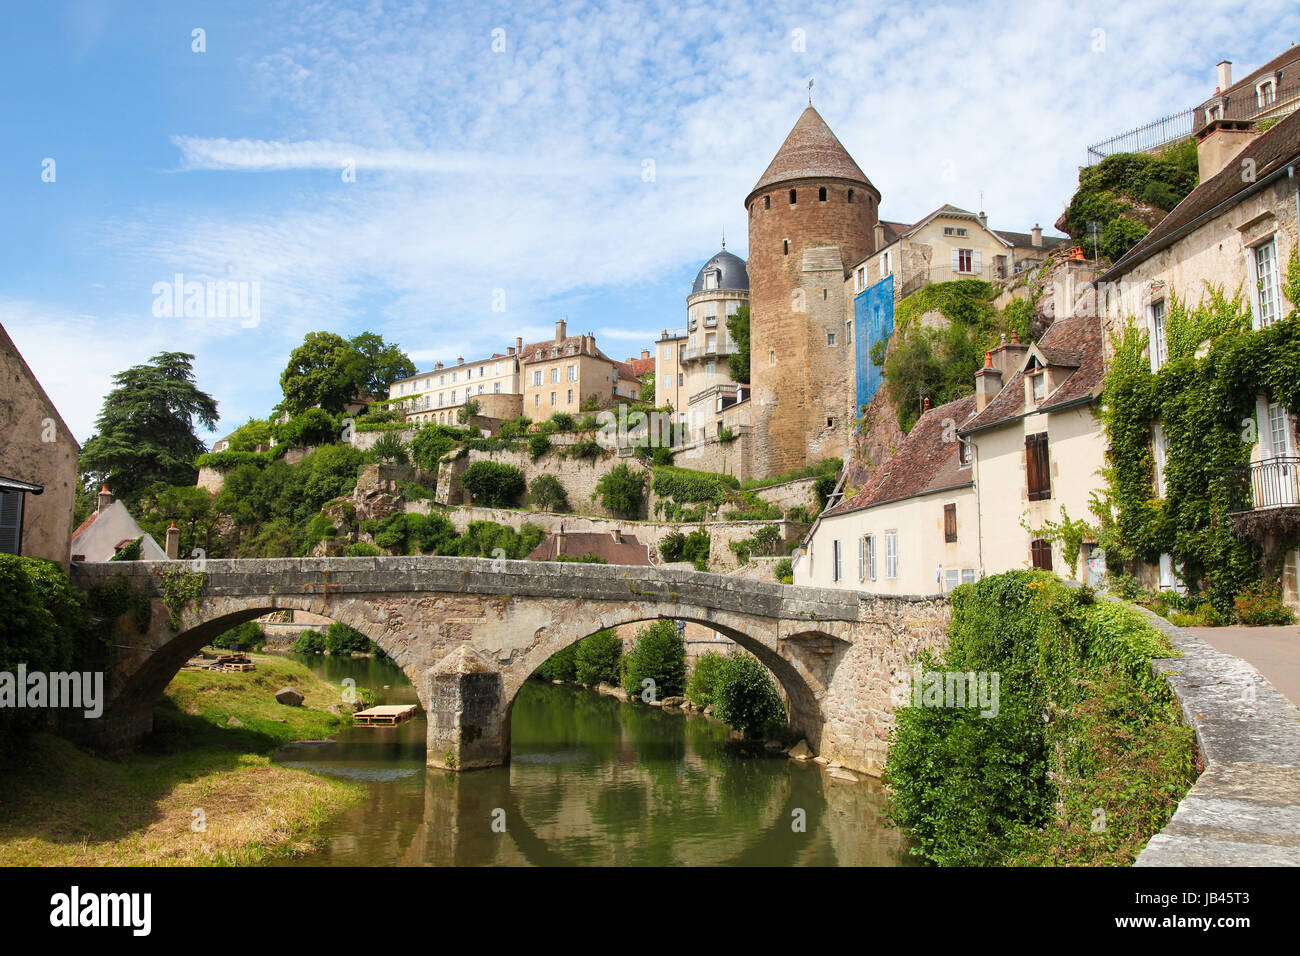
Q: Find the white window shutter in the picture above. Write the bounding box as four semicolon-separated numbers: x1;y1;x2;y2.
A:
951;248;960;271
973;250;982;272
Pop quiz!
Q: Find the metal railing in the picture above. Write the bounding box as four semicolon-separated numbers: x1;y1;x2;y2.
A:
682;342;738;361
1227;456;1300;512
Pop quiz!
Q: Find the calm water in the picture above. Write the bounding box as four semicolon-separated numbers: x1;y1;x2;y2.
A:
273;653;913;866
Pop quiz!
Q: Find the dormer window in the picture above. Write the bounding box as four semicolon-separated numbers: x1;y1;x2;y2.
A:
1032;371;1046;403
1258;80;1276;108
704;270;719;290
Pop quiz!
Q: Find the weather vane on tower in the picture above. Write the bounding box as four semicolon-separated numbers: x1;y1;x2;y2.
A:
808;77;814;105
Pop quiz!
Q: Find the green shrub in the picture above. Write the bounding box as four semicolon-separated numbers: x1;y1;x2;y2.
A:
653;466;739;506
712;653;785;738
497;417;532;440
461;461;526;507
274;408;339;446
345;541;385;556
594;463;647;518
566;437;603;460
1234;583;1296;626
292;629;326;654
659;527;710;564
548;412;576;431
528;433;552;460
529;473;568;512
368;432;410;465
621;620;686;700
409;423;466;471
534;642;578;682
685;650;729;708
573;629;623;686
325;621;370;656
108;536;144;561
773;557;793;584
212;620;264;650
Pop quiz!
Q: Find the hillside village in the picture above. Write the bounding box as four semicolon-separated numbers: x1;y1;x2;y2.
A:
3;46;1299;633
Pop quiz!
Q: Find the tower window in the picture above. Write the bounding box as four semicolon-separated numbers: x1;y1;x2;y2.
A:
770;349;776;366
818;186;827;202
827;332;836;346
783;239;789;256
764;195;771;210
789;189;797;205
848;189;855;204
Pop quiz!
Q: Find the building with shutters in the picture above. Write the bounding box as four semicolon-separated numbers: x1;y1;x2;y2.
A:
0;322;79;567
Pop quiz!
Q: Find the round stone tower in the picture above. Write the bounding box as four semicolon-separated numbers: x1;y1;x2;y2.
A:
745;106;880;479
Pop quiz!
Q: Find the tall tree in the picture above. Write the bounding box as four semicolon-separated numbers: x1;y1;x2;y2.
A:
279;331;365;415
349;332;417;395
726;304;750;384
79;352;219;505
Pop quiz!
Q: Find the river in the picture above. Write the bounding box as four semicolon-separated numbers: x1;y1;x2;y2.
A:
273;652;915;866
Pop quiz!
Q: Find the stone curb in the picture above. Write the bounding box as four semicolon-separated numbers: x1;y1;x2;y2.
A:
1126;602;1300;866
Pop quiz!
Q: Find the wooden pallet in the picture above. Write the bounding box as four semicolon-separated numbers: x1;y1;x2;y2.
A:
353;704;419;726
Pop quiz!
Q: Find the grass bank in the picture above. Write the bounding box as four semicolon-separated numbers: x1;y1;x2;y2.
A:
0;653;366;866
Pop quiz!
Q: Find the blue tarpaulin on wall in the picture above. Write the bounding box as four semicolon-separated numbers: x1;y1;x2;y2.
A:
855;273;894;414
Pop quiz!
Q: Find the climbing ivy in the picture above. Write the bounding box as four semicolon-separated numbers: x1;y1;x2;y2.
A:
1020;507;1095;578
161;568;208;630
1095;262;1300;614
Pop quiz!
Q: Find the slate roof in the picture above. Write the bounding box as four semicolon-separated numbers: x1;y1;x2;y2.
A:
748;106;877;201
1199;47;1300;110
1105;108;1300;277
526;531;651;566
994;229;1069;250
691;248;749;294
823;394;978;517
959;314;1105;434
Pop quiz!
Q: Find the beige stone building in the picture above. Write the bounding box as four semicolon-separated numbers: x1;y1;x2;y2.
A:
1100;108;1300;605
389;346;523;426
1195;49;1300;133
521;320;629;416
0;322;79;568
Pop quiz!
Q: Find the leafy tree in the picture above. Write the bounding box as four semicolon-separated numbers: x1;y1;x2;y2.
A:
280;332;365;415
535;643;578;682
712;652;785;738
138;483;220;558
594;463;648;518
573;629;622;686
685;650;729;707
368;432;409;465
224;418;272;452
79;352;218;506
273;408;339;446
325;621;370;655
726;304;750;383
212;620;264;650
621;619;686;700
529;474;568;511
348;332;417;395
461;461;526;507
457;399;481;424
409;423;466;471
640;370;656;405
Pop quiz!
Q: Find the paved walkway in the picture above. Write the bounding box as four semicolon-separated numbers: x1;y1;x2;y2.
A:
1186;625;1300;708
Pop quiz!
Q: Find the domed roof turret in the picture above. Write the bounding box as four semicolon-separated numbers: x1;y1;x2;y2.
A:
691;248;749;294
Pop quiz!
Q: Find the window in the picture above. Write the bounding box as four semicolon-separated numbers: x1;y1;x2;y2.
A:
1149;299;1168;369
856;267;865;290
567;364;577;381
1031;371;1046;403
550;391;556;406
494;381;500;393
943;227;954;236
567;389;573;403
956;248;974;273
827;332;836;346
845;321;852;345
956;228;967;237
1026;432;1051;501
866;535;877;581
770;349;776;366
764;195;771;209
881;251;892;277
1267;401;1295;457
1258;80;1276;107
789;189;797;205
961;568;977;585
532;370;542;386
958;436;972;467
944;503;957;542
1153;422;1168;497
818;186;827;202
534;394;540;408
706;360;716;380
885;532;898;579
832;540;842;581
944;569;960;593
827;416;835;428
550;367;560;384
1030;538;1053;570
783;239;789;256
678;373;683;386
1253;239;1281;328
0;489;25;555
848;189;855;204
857;536;866;580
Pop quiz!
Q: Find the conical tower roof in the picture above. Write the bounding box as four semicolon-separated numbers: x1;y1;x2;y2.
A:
747;106;875;203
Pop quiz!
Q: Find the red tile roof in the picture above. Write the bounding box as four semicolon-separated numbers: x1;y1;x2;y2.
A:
625;355;655;377
825;394;978;517
526;531;651;565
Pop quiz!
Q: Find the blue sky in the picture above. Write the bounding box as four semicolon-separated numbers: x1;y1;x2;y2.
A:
2;0;1298;444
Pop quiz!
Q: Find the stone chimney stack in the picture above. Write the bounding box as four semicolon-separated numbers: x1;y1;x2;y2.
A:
457;356;464;365
555;319;567;342
873;222;885;249
978;210;988;228
1196;119;1260;182
1217;59;1232;91
165;522;180;560
1031;224;1043;248
585;332;596;354
641;349;650;360
975;351;1003;412
555;523;565;557
97;485;113;514
507;346;515;355
516;336;523;354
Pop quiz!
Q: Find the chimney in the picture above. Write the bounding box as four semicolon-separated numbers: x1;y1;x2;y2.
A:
1217;59;1232;92
978;210;988;228
97;484;113;513
585;332;596;354
641;349;650;360
612;528;622;543
975;351;1003;412
1196;119;1260;181
457;356;464;365
165;522;180;560
1031;224;1042;248
515;336;523;354
507;346;515;355
555;319;567;342
555;523;565;557
873;222;885;249
435;360;444;370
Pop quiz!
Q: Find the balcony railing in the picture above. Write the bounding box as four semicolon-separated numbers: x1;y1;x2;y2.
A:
682;342;738;361
1228;456;1300;512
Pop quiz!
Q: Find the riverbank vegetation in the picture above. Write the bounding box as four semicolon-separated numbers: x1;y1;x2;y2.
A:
0;653;366;865
884;571;1196;866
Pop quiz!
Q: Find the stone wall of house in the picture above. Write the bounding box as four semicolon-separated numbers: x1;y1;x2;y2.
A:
0;323;79;568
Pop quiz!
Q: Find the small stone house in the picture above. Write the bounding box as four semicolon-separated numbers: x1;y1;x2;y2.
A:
70;486;168;563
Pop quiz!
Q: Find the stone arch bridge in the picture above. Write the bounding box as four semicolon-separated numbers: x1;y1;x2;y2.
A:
69;557;948;775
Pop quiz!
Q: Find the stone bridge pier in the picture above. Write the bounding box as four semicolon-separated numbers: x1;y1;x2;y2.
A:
69;557;949;776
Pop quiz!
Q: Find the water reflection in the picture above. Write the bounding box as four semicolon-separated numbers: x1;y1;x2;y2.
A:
274;653;913;866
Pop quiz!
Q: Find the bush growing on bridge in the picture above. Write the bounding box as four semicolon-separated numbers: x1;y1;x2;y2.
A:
711;652;785;738
573;630;623;686
621;620;686;701
461;461;526;507
884;570;1195;866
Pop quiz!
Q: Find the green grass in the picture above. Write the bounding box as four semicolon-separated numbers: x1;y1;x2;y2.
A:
0;653;366;866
